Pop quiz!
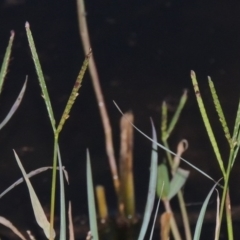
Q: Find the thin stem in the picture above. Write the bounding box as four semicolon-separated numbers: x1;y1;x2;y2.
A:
76;0;120;197
49;135;59;240
217;149;234;240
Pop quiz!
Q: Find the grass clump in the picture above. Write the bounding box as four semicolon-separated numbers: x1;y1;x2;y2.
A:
0;12;239;240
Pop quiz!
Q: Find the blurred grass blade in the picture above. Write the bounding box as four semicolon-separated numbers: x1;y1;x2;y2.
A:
137;119;158;240
161;101;168;141
0;31;14;94
168;168;190;200
214;190;220;240
0;216;27;240
56;50;92;135
13;150;55;239
156;163;170;199
193;180;220;240
68;202;75;240
86;149;99;240
150;198;161;240
0;78;27;130
25;22;56;131
191;71;225;177
57;146;66;240
166;89;188;138
113;101;216;183
208;77;232;148
0;166;68;199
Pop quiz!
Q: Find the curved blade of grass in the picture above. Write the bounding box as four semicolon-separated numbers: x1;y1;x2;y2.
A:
193;180;220;240
13;150;56;239
157;163;170;199
232;99;240;165
56;49;92;135
137;119;158;240
166;89;188;138
191;71;225;177
168;168;189;200
0;166;68;199
86;149;99;240
0;216;27;240
0;31;15;94
25;22;56;131
208;77;232;148
113;101;217;183
57;146;66;240
0;78;27;130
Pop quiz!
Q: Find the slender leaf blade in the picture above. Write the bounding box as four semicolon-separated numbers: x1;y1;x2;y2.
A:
193;180;220;240
0;78;27;130
138;119;158;240
0;31;14;94
87;150;99;240
13;150;55;239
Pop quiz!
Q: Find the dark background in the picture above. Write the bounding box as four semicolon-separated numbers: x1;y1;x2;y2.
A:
0;0;240;239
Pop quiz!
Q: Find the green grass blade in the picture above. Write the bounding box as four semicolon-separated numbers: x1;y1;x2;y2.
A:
232;99;240;143
113;101;217;183
193;180;220;240
0;31;14;94
191;71;225;177
166;89;188;138
0;77;27;130
232;99;240;165
56;50;92;135
25;22;56;132
156;163;170;199
208;77;232;148
86;149;99;240
137;119;158;240
13;150;55;239
161;101;168;141
168;168;189;200
57;146;66;240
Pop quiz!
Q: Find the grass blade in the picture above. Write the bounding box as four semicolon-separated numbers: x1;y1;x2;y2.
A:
86;149;99;240
208;77;232;148
13;150;55;239
193;180;220;240
113;101;216;183
57;147;66;240
0;30;14;94
0;216;27;240
137;119;158;240
168;168;189;200
56;50;92;135
166;89;188;138
25;22;56;131
191;71;225;177
0;77;27;130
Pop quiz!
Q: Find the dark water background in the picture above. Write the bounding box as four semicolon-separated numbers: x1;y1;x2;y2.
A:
0;0;240;239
